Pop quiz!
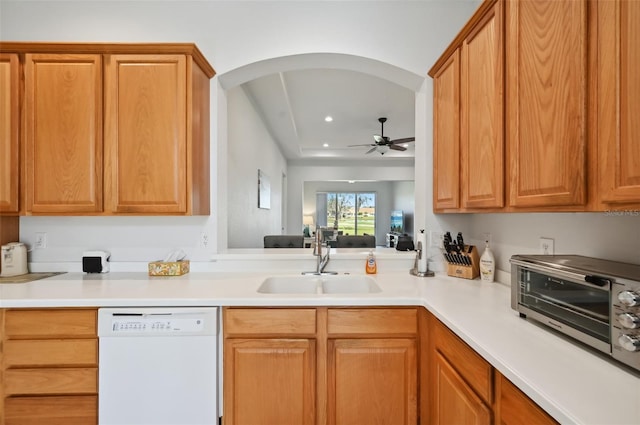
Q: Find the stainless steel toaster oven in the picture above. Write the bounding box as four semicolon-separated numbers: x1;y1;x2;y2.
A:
511;254;640;373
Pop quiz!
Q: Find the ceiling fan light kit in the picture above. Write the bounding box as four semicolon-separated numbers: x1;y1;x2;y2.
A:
348;117;415;155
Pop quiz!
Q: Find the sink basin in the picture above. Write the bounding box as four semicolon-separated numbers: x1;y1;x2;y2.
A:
257;275;381;294
257;276;320;294
321;275;381;294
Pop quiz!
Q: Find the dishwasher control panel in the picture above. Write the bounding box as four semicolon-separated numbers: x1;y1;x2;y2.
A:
110;317;204;333
98;308;218;338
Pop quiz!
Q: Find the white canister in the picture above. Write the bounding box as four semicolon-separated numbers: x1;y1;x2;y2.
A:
1;242;29;277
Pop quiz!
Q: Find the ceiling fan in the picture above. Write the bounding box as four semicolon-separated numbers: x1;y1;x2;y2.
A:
348;117;415;155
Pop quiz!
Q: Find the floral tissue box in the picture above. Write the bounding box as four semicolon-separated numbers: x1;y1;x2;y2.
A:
148;260;190;276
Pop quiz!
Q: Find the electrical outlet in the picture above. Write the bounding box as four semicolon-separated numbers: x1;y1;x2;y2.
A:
539;237;554;255
200;232;209;248
429;231;443;248
34;232;47;249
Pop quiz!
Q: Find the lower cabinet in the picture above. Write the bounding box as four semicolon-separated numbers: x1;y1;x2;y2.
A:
428;313;493;425
0;308;98;425
425;310;557;425
0;305;558;425
223;307;418;425
4;395;97;425
432;352;491;425
224;338;316;425
494;372;557;425
326;307;418;425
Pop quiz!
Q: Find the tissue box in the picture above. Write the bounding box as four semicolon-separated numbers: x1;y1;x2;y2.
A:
148;260;190;276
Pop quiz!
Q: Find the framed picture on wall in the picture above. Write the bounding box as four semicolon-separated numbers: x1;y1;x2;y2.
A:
258;169;271;209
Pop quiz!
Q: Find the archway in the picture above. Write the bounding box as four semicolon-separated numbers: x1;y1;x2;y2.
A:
213;53;428;251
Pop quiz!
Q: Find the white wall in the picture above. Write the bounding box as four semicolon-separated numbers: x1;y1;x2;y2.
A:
0;1;478;78
4;0;476;264
7;0;639;274
227;87;287;248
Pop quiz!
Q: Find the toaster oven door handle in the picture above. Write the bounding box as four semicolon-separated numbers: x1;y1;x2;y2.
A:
584;275;612;287
511;260;611;291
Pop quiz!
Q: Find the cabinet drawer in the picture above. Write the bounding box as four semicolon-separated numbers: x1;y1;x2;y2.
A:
5;309;97;339
432;318;493;404
4;368;97;395
4;339;97;367
224;308;316;336
327;308;417;336
4;395;97;425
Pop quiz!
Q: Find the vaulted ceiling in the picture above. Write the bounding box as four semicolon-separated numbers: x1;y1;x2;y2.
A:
241;68;417;162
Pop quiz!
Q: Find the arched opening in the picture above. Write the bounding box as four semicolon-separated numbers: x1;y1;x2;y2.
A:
214;53;428;251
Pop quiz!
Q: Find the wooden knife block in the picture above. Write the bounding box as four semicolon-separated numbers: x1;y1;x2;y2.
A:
445;245;480;280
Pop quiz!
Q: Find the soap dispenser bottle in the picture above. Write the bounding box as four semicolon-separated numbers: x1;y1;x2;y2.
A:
479;240;495;283
366;250;377;274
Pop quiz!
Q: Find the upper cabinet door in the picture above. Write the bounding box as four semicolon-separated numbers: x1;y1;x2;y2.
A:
0;53;20;214
506;0;588;208
24;54;103;214
597;0;640;205
433;50;461;210
461;1;504;209
104;54;187;214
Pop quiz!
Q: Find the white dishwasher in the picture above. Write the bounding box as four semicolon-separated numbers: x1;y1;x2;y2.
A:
98;307;219;425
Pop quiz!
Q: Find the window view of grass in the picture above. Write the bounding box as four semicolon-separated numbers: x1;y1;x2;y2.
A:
326;193;375;235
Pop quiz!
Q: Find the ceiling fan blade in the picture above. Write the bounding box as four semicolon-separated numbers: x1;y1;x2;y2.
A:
365;146;377;154
389;145;407;151
348;143;376;147
373;134;385;144
390;137;415;144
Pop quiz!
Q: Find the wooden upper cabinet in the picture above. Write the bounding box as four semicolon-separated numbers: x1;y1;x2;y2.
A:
433;50;460;210
103;52;211;215
0;53;20;214
1;42;213;216
24;54;103;214
596;0;640;206
506;0;588;208
104;54;188;214
461;0;504;209
430;0;504;212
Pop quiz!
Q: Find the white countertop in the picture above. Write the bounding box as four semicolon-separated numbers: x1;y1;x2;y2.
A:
1;270;638;424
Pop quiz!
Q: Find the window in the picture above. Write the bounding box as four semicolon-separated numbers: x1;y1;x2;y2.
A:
318;192;375;235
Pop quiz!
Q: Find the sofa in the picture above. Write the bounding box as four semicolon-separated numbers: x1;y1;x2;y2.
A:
263;235;304;248
335;235;376;248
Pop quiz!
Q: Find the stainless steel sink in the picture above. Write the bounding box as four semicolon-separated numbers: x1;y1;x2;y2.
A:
257;275;381;294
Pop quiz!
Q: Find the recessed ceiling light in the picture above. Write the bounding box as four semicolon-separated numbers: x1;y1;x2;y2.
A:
401;144;409;148
324;116;333;122
323;143;329;148
348;180;355;184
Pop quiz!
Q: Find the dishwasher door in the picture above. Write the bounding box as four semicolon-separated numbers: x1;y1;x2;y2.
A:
98;307;218;425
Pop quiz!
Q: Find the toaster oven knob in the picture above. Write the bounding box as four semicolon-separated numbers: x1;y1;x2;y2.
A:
618;290;640;307
618;313;640;329
618;334;640;352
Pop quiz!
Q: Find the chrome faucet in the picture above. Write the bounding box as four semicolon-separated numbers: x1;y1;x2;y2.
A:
313;226;331;273
302;226;336;275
